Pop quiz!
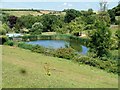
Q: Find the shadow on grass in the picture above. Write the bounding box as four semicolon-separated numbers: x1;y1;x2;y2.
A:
20;69;27;75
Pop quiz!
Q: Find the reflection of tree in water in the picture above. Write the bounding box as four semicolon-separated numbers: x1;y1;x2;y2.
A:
69;40;82;52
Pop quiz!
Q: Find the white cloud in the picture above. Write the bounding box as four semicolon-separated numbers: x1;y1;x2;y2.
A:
62;2;73;7
63;2;67;5
57;2;73;9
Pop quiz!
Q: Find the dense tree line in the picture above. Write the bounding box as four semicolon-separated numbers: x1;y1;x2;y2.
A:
1;8;111;35
108;3;120;24
63;9;81;23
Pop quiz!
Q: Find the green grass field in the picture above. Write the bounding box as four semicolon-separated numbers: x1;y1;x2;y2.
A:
2;45;118;88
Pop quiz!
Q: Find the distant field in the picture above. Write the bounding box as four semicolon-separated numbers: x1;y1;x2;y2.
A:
2;46;118;88
2;11;65;17
3;11;42;17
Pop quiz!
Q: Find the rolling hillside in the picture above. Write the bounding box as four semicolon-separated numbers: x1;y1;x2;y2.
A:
2;45;118;88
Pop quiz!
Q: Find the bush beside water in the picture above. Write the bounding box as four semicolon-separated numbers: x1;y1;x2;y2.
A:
55;47;76;59
31;45;76;60
4;40;14;46
31;45;47;53
18;42;35;50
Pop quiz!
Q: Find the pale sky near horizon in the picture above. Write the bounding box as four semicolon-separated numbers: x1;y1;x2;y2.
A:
1;0;119;2
1;0;119;11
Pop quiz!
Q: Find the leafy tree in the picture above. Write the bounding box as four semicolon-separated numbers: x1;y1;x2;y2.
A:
0;29;6;35
68;17;85;36
17;15;37;29
0;24;7;35
30;22;43;35
56;23;69;34
2;23;11;33
41;14;54;32
107;2;120;24
82;15;96;30
115;16;120;50
79;10;97;30
97;12;111;27
108;9;116;24
64;9;81;23
57;16;85;35
8;16;18;28
112;3;120;16
14;23;21;33
81;9;95;17
0;13;9;24
88;20;112;57
41;14;63;32
87;8;94;15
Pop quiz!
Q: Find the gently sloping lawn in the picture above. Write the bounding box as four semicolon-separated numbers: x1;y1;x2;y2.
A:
2;46;118;88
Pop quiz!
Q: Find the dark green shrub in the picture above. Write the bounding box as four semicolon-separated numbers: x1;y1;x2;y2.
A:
44;48;56;56
73;56;97;66
28;44;56;56
97;61;106;70
31;45;77;60
4;40;14;46
73;55;118;74
55;47;76;59
31;45;46;53
9;37;13;40
18;42;35;50
87;52;97;58
0;36;8;45
108;66;118;74
100;57;109;61
105;60;118;73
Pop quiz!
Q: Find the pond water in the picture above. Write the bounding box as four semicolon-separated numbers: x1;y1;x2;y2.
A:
26;40;88;54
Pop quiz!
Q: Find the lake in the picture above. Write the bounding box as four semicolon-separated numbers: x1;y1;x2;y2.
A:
26;40;88;54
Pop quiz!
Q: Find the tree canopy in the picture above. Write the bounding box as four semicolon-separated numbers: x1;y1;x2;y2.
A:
64;9;81;23
30;22;43;35
41;14;63;32
8;16;18;28
88;20;112;57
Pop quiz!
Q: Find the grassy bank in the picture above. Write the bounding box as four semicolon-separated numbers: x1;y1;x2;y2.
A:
2;45;118;88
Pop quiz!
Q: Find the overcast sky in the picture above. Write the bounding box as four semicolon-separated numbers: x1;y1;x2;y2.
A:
1;0;119;11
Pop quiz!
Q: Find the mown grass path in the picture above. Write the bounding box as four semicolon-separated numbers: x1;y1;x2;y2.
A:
2;46;118;88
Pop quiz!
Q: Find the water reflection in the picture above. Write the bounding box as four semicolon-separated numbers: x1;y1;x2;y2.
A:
26;40;88;54
69;41;88;54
